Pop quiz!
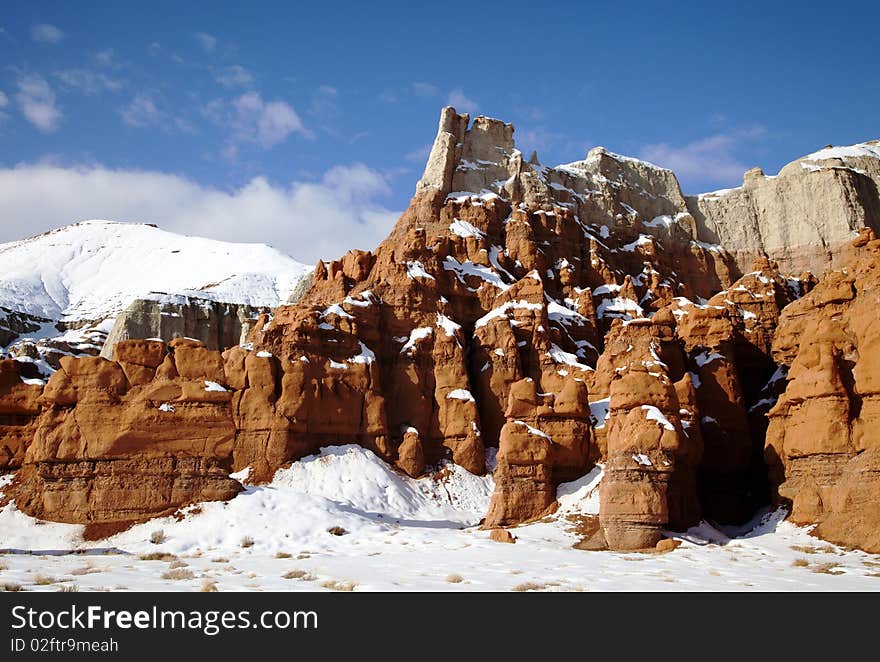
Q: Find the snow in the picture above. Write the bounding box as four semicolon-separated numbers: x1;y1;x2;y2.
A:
348;341;376;365
0;221;311;323
446;389;475;402
404;260;435;280
547;343;592;371
256;351;273;358
595;296;644;320
692;240;724;253
556;466;603;516
546;299;589;326
436;314;461;338
443;256;509;290
589;398;611;429
621;234;654;252
204;381;227;392
641;405;675;431
158;403;175;413
801;142;880;163
448;219;486;239
343;291;374;308
474;300;542;328
400;327;433;354
632;453;653;466
328;360;348;370
643;214;674;229
513;420;553;441
694;350;725;368
321;304;353;319
592;283;621;296
1;450;879;591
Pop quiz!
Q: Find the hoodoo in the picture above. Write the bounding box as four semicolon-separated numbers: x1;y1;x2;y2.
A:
2;107;879;552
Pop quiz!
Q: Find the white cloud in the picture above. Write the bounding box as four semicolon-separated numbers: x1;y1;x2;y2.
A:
0;163;400;263
0;91;8;108
55;69;123;94
15;75;62;132
31;23;64;44
639;129;766;187
413;82;439;97
447;88;478;115
94;49;116;67
405;144;432;163
194;32;217;53
214;65;253;88
120;94;160;127
308;85;338;117
208;92;311;149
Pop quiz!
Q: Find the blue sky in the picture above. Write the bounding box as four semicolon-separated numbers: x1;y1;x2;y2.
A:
1;1;878;261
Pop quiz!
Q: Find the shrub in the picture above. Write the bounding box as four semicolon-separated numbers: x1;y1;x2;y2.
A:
161;569;195;581
320;579;356;591
150;530;166;545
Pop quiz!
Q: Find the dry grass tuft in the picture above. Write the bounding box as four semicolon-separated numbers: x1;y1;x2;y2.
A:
150;530;166;545
168;560;188;570
445;574;465;584
327;526;347;536
161;568;195;581
211;557;229;563
240;536;255;548
58;584;79;592
791;558;810;567
2;582;23;592
200;580;219;592
282;569;316;581
138;552;176;562
33;574;57;586
512;582;546;592
320;579;356;591
71;565;101;576
811;562;845;576
790;544;836;555
274;551;292;559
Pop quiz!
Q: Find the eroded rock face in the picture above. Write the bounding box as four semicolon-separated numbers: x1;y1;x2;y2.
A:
10;340;241;523
594;318;703;550
0;360;44;470
765;229;880;552
4;108;880;553
687;142;880;274
100;294;267;360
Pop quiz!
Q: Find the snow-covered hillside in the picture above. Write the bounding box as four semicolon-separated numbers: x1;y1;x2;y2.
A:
1;446;878;591
0;220;312;323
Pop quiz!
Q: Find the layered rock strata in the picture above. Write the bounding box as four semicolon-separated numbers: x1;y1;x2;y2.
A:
765;228;880;552
3;108;879;553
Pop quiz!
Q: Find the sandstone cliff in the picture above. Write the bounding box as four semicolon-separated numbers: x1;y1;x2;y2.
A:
687;142;880;274
765;228;880;552
3;108;880;555
100;294;268;360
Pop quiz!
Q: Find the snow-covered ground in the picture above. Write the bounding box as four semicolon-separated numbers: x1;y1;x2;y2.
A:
1;446;878;592
0;220;311;323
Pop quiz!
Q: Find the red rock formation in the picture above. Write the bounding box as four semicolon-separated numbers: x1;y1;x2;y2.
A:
0;360;44;470
5;108;878;556
765;229;880;551
10;340;240;523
